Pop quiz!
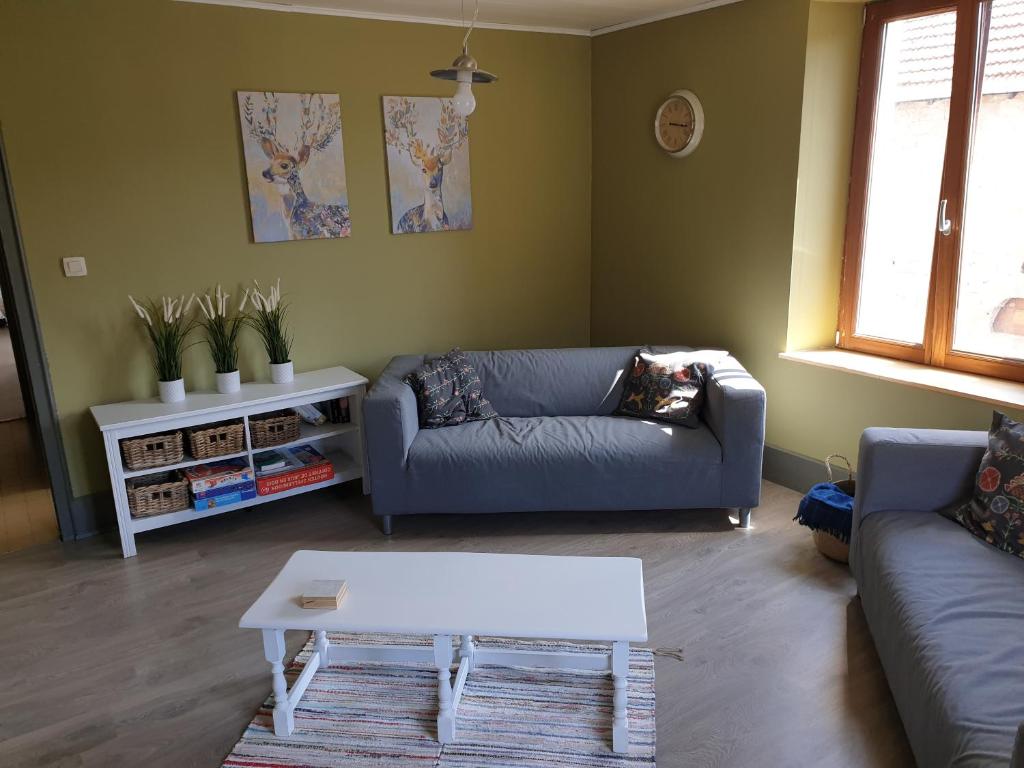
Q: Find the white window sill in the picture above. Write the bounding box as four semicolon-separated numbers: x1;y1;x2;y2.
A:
779;348;1024;411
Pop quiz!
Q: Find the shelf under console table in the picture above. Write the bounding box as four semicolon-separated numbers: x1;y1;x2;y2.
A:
90;365;369;558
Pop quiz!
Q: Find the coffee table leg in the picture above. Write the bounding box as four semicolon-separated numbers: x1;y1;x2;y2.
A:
612;641;629;753
262;628;294;737
315;630;330;666
434;634;455;743
459;634;476;672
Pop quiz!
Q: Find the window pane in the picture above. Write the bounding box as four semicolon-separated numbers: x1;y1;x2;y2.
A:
952;0;1024;362
855;11;957;344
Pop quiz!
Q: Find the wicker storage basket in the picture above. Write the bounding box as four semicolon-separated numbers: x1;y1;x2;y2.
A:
250;410;301;448
813;529;850;563
813;456;856;564
120;431;184;471
187;420;245;459
125;472;190;518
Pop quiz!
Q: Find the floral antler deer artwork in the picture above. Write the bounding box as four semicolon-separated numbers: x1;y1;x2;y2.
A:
298;94;342;156
385;97;470;234
241;92;351;241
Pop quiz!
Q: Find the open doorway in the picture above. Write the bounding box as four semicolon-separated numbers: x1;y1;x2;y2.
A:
0;286;57;552
0;128;75;553
0;292;19;418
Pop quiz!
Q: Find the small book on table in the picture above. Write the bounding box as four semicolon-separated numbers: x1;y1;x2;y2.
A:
301;579;348;609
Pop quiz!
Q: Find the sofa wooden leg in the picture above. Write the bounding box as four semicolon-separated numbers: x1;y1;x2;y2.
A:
380;515;393;536
738;508;751;529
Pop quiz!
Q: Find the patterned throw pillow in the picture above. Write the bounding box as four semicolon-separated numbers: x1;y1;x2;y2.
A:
948;411;1024;560
615;348;713;428
403;348;498;429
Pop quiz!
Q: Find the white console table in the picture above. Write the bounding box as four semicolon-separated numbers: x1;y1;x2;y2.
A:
90;366;368;558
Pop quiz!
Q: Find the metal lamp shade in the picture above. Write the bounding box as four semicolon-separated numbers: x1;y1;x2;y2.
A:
430;52;497;83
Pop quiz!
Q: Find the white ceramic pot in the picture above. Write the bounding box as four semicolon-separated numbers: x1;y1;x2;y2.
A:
158;378;186;404
216;370;241;394
270;361;294;384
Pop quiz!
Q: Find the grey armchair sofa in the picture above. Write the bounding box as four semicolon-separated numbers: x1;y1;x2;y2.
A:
363;347;766;534
852;427;1024;768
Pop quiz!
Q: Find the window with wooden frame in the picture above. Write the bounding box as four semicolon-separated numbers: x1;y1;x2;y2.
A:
839;0;1024;381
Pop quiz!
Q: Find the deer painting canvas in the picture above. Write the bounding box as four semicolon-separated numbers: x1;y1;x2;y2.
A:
384;97;472;235
237;91;351;243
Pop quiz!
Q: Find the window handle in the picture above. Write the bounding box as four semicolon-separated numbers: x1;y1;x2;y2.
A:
938;198;953;237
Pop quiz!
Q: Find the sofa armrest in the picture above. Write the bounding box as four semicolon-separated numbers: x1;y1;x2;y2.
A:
851;427;987;585
363;355;423;509
703;357;766;508
854;427;986;524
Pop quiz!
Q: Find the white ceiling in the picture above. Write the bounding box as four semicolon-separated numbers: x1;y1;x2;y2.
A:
177;0;746;36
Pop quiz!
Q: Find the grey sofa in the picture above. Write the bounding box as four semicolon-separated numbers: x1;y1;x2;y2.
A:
363;347;766;534
852;428;1024;768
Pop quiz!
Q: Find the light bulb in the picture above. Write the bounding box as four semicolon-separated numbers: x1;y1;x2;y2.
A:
452;71;475;117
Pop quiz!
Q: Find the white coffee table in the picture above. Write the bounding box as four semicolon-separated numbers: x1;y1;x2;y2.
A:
240;550;648;753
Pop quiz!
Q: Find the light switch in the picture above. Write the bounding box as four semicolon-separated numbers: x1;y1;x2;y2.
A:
63;256;87;277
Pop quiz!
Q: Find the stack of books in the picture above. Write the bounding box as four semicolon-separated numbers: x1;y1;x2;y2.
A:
253;444;335;496
313;397;351;425
182;458;256;510
294;398;352;426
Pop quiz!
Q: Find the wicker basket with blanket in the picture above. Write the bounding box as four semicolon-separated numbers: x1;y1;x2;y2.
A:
794;454;855;563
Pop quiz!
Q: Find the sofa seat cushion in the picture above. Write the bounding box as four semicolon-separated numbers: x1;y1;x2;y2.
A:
402;415;724;514
858;510;1024;768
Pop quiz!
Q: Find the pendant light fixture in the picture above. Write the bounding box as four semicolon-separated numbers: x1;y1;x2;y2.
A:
430;0;497;117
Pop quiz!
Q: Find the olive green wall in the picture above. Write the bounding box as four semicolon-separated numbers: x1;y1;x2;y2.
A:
591;0;812;449
788;1;863;352
591;0;1014;470
0;0;592;498
2;0;1014;507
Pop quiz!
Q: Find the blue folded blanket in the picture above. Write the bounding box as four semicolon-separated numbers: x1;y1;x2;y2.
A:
794;482;854;543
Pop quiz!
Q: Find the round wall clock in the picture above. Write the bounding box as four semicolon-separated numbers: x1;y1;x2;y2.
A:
654;90;705;158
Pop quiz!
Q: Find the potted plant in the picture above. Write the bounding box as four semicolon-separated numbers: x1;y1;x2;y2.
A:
247;278;293;384
197;284;248;394
128;294;197;403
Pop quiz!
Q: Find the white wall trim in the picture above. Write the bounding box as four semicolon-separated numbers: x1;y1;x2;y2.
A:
591;0;746;36
174;0;746;37
173;0;591;36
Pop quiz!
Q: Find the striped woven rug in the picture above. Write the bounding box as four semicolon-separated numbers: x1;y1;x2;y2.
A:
224;632;656;767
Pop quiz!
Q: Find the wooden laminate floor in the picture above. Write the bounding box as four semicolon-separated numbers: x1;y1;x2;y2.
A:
0;417;58;554
0;481;914;768
0;327;27;421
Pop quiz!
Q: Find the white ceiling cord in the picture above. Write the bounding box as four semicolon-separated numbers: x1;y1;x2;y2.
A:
461;0;480;52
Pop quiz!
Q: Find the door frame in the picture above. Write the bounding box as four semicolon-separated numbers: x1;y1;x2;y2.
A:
0;128;76;541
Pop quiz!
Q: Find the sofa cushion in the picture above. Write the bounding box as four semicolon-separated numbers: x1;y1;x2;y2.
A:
403;348;497;429
402;415;724;514
946;410;1024;560
858;510;1024;767
615;348;713;428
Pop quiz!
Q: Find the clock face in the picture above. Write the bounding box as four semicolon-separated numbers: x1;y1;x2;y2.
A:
654;90;704;157
657;97;694;152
